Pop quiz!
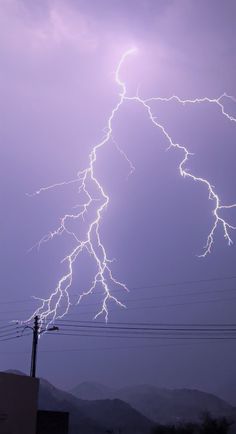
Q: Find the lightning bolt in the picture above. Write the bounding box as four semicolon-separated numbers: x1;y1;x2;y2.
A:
27;48;236;326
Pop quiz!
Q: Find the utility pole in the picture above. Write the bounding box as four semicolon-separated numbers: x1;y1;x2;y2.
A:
29;316;58;378
30;315;39;378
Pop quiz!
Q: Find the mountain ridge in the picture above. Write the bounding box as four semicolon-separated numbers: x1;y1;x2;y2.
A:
70;381;236;424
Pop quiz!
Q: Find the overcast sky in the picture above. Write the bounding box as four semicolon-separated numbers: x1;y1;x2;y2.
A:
0;0;236;399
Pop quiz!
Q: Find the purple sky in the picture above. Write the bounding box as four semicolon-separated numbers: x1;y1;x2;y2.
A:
1;0;236;399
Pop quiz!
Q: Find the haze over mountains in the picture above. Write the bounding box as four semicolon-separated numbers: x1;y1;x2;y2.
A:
39;378;152;434
40;378;236;433
70;381;236;425
217;380;236;407
5;371;236;433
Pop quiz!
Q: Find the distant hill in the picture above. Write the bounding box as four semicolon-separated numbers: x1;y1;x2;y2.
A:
38;378;153;434
216;380;236;407
71;382;236;425
71;381;114;401
4;371;236;432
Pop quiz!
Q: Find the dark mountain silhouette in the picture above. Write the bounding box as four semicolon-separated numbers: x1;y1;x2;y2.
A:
70;381;114;400
216;380;236;407
39;378;153;434
5;369;27;376
4;370;153;433
4;371;236;432
71;382;236;425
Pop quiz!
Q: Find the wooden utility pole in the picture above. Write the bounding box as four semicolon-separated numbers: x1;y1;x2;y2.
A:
29;316;58;378
30;316;39;378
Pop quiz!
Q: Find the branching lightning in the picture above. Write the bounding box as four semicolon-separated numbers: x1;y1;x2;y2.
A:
27;48;236;326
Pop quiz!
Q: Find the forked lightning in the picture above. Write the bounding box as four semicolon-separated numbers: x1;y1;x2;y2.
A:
27;48;236;325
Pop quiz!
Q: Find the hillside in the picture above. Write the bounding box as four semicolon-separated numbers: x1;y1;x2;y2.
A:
5;371;236;432
71;382;236;425
39;378;153;434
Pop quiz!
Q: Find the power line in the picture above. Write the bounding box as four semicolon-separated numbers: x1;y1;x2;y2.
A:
46;331;236;341
54;322;236;332
51;294;236;318
0;323;19;331
0;324;25;339
2;317;236;331
55;319;236;327
0;335;21;342
1;292;235;321
43;319;236;341
0;331;31;343
0;331;21;339
125;275;236;291
1;274;236;305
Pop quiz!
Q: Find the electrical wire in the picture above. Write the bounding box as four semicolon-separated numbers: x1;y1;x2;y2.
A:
1;274;236;305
